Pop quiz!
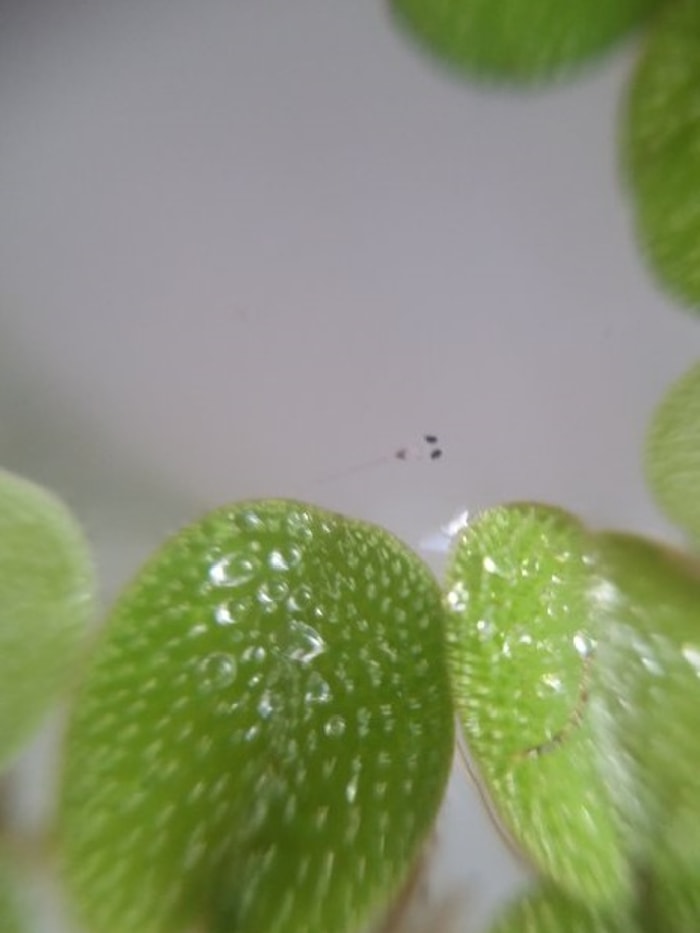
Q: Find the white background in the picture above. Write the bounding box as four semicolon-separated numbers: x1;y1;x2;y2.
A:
1;1;699;930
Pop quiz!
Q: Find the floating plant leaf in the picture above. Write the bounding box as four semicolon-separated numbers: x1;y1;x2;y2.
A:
443;503;629;906
634;859;700;931
390;0;660;83
0;854;26;933
0;469;95;771
489;867;700;932
488;882;625;933
645;362;700;544
624;1;700;308
59;499;453;933
591;533;700;883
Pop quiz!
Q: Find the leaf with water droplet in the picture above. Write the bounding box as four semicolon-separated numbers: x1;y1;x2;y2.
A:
645;362;700;544
443;503;629;906
390;0;660;84
0;469;96;771
624;1;700;309
58;500;453;933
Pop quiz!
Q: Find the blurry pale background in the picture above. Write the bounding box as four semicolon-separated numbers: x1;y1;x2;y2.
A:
1;0;699;930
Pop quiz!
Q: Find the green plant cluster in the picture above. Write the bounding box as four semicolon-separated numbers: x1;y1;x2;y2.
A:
1;467;699;931
3;4;700;931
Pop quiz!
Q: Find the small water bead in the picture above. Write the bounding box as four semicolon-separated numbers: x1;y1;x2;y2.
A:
482;555;502;574
475;618;495;639
285;509;315;541
346;773;359;805
209;554;256;588
268;550;289;572
257;579;289;611
682;643;700;676
573;632;596;658
196;653;237;694
346;759;362;805
286;583;314;613
213;603;235;626
245;724;261;743
236;509;265;532
257;692;276;720
284;620;327;664
305;671;332;705
324;715;346;738
539;673;564;695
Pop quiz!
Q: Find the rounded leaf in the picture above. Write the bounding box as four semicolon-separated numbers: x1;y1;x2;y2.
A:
489;883;625;933
645;362;700;543
444;503;628;905
391;0;660;84
0;469;95;771
59;500;453;933
591;533;700;872
624;0;700;308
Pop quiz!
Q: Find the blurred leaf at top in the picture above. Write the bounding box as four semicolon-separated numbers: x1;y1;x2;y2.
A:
390;0;662;84
624;0;700;309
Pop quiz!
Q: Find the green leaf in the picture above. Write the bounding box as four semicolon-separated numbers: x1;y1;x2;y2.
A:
645;362;700;543
443;503;629;906
488;865;700;932
59;500;454;933
391;0;660;83
591;533;700;877
624;0;700;308
0;469;96;771
634;860;700;932
0;854;26;933
488;882;626;933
